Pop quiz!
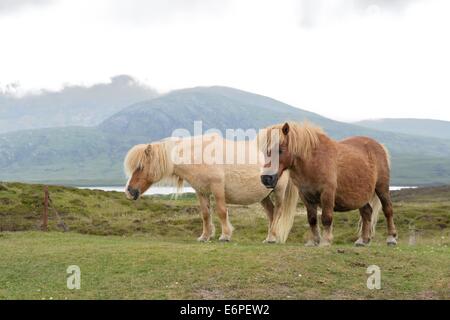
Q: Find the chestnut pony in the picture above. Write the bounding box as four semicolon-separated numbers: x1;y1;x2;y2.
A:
259;122;397;246
124;134;298;243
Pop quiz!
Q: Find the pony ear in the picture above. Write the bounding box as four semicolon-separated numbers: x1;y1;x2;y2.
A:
144;144;152;156
282;123;290;136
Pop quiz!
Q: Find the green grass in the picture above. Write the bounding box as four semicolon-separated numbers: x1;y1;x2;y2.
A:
0;182;449;299
0;232;448;300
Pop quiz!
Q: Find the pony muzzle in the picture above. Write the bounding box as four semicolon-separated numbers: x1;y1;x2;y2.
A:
127;186;140;200
261;174;278;189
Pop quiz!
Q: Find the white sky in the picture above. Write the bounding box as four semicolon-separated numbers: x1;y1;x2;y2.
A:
0;0;449;122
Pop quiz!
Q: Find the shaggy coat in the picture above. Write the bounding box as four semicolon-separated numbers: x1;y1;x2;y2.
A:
124;134;298;243
259;122;398;246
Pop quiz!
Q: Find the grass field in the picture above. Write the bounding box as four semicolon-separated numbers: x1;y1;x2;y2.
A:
0;182;449;299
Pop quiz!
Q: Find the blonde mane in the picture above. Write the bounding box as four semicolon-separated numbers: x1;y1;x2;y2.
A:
124;143;167;177
125;141;187;191
259;121;324;160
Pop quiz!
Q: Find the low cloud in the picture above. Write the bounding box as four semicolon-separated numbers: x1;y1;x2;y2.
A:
0;0;53;14
298;0;422;28
108;0;229;25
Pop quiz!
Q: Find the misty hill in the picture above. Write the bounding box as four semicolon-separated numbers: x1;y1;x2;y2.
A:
355;118;450;140
0;75;157;133
100;86;372;140
1;86;450;185
99;86;450;158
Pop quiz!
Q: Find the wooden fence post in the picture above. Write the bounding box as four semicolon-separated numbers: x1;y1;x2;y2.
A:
42;186;49;231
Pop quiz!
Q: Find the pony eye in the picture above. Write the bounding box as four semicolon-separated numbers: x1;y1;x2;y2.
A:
279;149;283;155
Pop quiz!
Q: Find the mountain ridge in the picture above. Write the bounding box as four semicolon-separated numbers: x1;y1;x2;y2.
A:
0;75;158;133
355;118;450;140
1;86;450;185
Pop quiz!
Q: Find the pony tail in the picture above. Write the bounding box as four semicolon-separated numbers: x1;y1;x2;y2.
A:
369;194;382;236
274;174;299;243
170;176;184;199
176;176;184;195
357;194;382;237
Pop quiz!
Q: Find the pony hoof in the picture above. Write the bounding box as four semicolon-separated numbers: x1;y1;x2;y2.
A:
319;240;332;247
263;235;277;244
219;235;231;242
386;236;397;246
354;238;370;247
197;236;210;242
305;240;319;247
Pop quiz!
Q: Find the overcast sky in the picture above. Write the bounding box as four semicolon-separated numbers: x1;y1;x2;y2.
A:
0;0;449;122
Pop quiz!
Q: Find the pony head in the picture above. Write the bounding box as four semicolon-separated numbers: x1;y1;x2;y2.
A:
124;143;171;200
258;121;323;188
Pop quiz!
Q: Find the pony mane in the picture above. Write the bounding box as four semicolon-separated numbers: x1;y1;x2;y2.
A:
259;121;324;160
123;142;172;180
124;141;184;195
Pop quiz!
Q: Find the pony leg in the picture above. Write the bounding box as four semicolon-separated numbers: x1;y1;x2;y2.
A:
355;204;372;246
197;194;215;242
214;192;233;242
376;188;398;245
305;203;321;247
261;197;277;243
320;190;335;246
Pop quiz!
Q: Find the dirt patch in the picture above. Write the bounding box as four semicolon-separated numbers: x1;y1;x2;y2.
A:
0;198;13;205
415;290;439;300
195;289;225;300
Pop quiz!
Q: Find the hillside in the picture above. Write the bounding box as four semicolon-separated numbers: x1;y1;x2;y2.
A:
99;86;353;139
0;127;135;185
0;182;448;299
355;118;450;140
99;87;450;159
0;75;157;133
1;86;450;185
